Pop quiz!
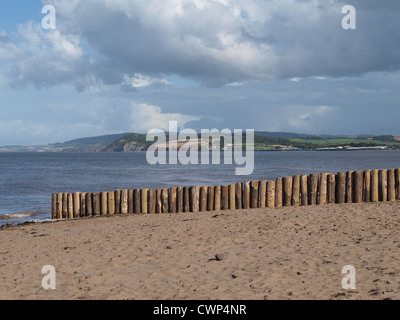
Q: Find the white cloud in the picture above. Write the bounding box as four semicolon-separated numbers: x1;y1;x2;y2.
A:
129;102;201;132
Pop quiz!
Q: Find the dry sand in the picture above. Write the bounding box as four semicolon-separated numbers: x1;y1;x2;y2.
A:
1;201;400;300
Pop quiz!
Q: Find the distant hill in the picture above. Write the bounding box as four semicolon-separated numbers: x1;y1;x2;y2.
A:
51;133;135;147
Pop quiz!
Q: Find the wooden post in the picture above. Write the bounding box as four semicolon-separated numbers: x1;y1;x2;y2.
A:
283;177;292;207
259;181;267;208
370;170;379;202
214;186;221;211
207;186;214;211
149;189;156;214
352;171;363;203
56;193;63;219
327;174;336;204
62;193;68;219
395;168;400;200
92;193;100;216
100;192;108;216
292;175;300;207
243;181;250;209
200;186;208;212
134;189;141;213
120;190;128;214
346;171;353;203
162;188;169;213
387;169;395;202
236;182;242;210
309;174;319;205
141;189;149;214
128;189;134;213
318;173;328;205
363;170;371;202
115;190;121;214
266;181;276;208
183;187;190;213
222;185;229;210
177;187;183;213
85;193;92;217
250;181;259;208
52;194;57;219
190;186;200;213
108;191;115;215
68;193;74;218
169;187;177;213
379;169;388;202
229;184;236;210
335;172;346;204
300;175;308;206
80;193;86;217
156;189;162;214
275;178;283;208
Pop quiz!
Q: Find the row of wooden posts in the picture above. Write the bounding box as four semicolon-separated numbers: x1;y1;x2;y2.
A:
52;168;400;220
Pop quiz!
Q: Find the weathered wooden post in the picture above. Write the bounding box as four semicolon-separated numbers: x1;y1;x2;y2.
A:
134;189;141;213
395;168;400;200
149;189;156;214
214;186;221;211
327;174;336;204
229;184;236;210
62;193;68;219
352;171;363;203
190;186;200;213
387;169;395;202
200;186;208;212
68;193;74;218
250;181;259;208
275;178;283;208
114;190;121;214
363;170;371;202
177;187;183;213
107;191;115;215
222;185;229;210
169;187;177;213
283;177;293;207
292;175;300;207
318;173;328;205
243;181;250;209
370;169;379;202
183;187;190;212
128;189;134;213
300;175;308;206
236;182;242;210
100;192;108;216
161;188;169;213
207;186;215;211
52;194;57;219
92;193;100;216
335;172;346;204
156;189;162;214
141;189;149;214
85;193;92;217
266;180;276;208
55;193;63;219
346;171;353;203
379;169;388;202
259;180;267;208
309;174;319;205
80;193;86;217
121;190;128;214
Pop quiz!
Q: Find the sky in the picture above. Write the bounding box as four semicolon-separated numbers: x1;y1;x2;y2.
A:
0;0;400;146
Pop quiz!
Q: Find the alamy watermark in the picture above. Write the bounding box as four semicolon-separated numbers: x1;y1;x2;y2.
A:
41;265;56;290
146;121;255;176
342;265;356;290
42;5;56;30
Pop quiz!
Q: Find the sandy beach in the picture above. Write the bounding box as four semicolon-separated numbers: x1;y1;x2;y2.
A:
0;201;399;300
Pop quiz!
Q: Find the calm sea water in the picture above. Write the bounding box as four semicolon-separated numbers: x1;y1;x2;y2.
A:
1;151;399;225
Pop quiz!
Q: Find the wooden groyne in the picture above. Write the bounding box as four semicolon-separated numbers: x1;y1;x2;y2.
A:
52;168;400;220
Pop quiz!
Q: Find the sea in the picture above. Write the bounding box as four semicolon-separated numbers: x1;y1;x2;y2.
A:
1;151;399;226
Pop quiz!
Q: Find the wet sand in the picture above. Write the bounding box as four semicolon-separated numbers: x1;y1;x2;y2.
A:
0;201;399;300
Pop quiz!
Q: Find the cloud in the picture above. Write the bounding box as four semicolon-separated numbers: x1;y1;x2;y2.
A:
0;0;397;90
129;102;201;132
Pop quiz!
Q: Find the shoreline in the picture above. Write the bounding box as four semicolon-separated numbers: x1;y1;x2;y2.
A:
1;201;400;300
